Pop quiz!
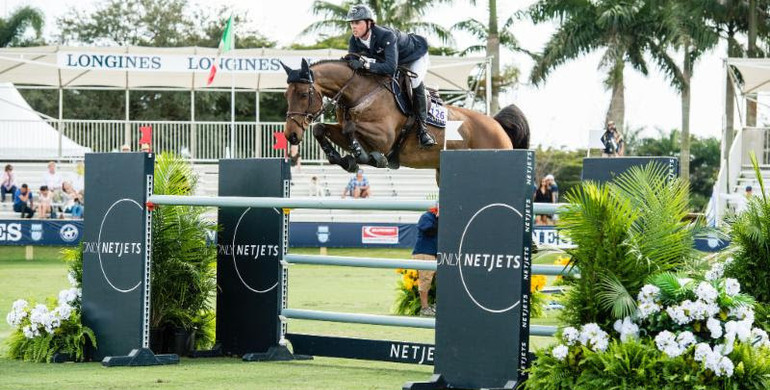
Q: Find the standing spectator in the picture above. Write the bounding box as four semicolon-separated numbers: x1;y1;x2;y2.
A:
1;164;16;202
545;174;559;203
600;121;625;157
36;185;53;219
533;177;553;225
309;176;324;197
72;161;85;195
342;169;372;198
413;204;439;316
61;181;84;218
13;184;34;218
43;161;63;192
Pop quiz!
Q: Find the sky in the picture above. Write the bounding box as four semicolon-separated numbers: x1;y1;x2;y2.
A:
3;0;744;149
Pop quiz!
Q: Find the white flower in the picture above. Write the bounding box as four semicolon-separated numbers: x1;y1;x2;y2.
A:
694;343;712;362
751;328;770;348
677;331;696;349
614;317;639;342
724;279;740;296
666;305;691;325
639;285;661;302
637;301;661;319
552;344;569;361
562;327;579;346
58;288;79;305
716;356;735;377
655;331;683;357
11;299;28;312
54;304;73;321
22;325;38;339
705;263;725;281
707;317;723;339
724;257;734;265
729;306;755;323
696;282;719;303
28;304;49;327
67;271;78;287
579;323;610;352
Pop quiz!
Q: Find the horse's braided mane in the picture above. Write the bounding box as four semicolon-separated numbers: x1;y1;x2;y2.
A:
309;58;349;67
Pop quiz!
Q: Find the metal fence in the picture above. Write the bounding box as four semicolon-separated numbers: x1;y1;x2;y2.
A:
34;119;332;162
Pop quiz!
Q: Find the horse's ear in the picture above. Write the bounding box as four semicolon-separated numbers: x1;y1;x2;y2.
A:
300;58;313;82
300;58;309;73
280;61;292;76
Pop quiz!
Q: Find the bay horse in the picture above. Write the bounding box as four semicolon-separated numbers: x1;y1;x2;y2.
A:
282;58;529;175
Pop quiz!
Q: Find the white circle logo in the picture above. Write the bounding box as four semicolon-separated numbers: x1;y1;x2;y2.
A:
59;224;79;242
98;199;143;293
231;208;279;294
457;203;523;314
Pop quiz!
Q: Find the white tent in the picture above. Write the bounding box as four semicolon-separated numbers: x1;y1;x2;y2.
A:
0;83;90;158
726;58;770;95
0;46;485;92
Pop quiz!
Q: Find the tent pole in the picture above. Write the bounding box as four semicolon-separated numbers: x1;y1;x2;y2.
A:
125;88;130;148
58;87;63;159
190;88;196;160
255;90;260;157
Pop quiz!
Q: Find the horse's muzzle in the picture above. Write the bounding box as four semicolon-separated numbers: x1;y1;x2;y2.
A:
288;133;300;145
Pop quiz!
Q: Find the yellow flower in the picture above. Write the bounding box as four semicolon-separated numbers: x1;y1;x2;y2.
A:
531;275;547;292
554;256;571;266
396;268;405;275
403;278;415;291
407;270;419;279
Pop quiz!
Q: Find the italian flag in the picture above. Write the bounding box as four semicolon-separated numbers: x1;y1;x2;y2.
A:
207;15;234;85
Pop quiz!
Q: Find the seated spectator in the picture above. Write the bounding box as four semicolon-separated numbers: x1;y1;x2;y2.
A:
120;144;131;152
545;174;559;203
36;185;53;219
13;184;34;218
43;161;63;199
61;181;84;218
309;176;324;197
342;169;371;199
1;164;16;202
73;161;85;195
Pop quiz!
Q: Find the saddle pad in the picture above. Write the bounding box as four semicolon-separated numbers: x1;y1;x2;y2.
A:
391;79;411;116
427;102;447;128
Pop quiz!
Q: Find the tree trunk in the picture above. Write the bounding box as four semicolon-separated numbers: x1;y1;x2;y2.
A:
605;61;625;129
487;0;500;114
723;33;738;162
747;0;758;126
680;47;692;183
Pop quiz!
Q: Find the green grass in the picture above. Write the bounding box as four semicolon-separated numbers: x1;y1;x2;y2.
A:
0;246;562;390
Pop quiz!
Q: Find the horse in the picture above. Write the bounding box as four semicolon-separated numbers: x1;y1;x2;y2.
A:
282;58;529;175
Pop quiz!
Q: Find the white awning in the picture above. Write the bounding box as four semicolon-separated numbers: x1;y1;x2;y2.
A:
0;46;483;92
726;58;770;95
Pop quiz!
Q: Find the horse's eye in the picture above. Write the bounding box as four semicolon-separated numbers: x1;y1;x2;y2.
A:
301;93;309;98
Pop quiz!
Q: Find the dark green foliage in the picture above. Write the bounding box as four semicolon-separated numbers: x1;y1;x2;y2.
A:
725;153;770;331
559;163;697;331
0;6;43;47
6;312;96;363
150;153;216;345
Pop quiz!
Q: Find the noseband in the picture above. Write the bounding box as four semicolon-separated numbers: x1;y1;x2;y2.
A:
285;71;359;132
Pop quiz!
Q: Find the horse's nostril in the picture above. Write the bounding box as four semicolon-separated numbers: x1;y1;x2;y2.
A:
289;134;299;144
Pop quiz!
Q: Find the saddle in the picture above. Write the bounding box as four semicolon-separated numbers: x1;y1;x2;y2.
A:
390;67;446;129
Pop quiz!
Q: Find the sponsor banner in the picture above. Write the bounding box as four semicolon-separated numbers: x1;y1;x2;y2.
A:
361;226;399;244
0;219;82;246
57;52;308;74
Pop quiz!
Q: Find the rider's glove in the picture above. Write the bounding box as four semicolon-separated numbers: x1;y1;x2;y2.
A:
349;59;365;70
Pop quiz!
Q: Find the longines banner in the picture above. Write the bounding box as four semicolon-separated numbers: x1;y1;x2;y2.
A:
0;219;82;246
57;52;304;73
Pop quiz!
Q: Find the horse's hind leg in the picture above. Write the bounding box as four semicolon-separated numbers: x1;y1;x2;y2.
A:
342;120;372;165
313;123;358;173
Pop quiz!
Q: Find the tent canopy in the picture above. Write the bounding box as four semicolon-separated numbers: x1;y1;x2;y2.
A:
0;46;485;92
726;58;770;95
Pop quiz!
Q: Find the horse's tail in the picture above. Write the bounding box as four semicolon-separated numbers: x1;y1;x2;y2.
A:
494;104;530;149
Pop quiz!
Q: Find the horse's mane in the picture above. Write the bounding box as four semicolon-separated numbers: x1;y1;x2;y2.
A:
309;58;349;67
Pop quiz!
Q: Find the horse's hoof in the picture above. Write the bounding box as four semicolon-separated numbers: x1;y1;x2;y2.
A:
342;155;358;173
386;151;400;169
370;152;388;168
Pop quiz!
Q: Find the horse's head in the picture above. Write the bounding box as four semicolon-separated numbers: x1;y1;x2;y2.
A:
282;58;323;145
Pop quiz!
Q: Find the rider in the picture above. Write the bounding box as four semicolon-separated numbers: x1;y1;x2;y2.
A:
345;4;437;149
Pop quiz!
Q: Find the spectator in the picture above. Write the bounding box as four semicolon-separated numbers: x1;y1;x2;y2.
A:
413;204;439;316
120;144;131;152
1;164;16;202
140;143;151;153
600;121;625;157
61;181;84;218
724;185;754;214
72;161;85;195
36;185;53;219
545;174;559;203
342;169;371;198
13;184;34;218
533;177;553;225
309;176;324;197
43;161;63;192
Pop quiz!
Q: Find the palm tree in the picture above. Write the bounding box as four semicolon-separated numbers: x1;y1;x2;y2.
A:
300;0;454;46
452;11;532;111
527;0;664;128
0;6;43;47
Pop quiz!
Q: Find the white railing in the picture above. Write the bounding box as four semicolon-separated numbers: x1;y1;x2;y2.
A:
6;119;334;162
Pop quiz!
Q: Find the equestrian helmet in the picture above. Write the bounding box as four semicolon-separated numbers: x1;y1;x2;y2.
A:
346;4;375;22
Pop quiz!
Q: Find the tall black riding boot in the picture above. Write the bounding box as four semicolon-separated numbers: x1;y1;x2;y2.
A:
412;83;436;148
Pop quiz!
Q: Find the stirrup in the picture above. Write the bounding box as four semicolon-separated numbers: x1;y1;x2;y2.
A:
418;130;436;149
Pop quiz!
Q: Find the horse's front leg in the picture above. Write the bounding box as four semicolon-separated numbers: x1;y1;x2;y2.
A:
342;120;371;166
313;123;358;173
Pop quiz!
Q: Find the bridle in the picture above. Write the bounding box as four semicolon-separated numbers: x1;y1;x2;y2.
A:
285;69;359;133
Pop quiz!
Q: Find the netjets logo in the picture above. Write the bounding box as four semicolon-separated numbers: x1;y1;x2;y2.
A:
226;207;281;294
438;203;525;314
88;198;145;294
